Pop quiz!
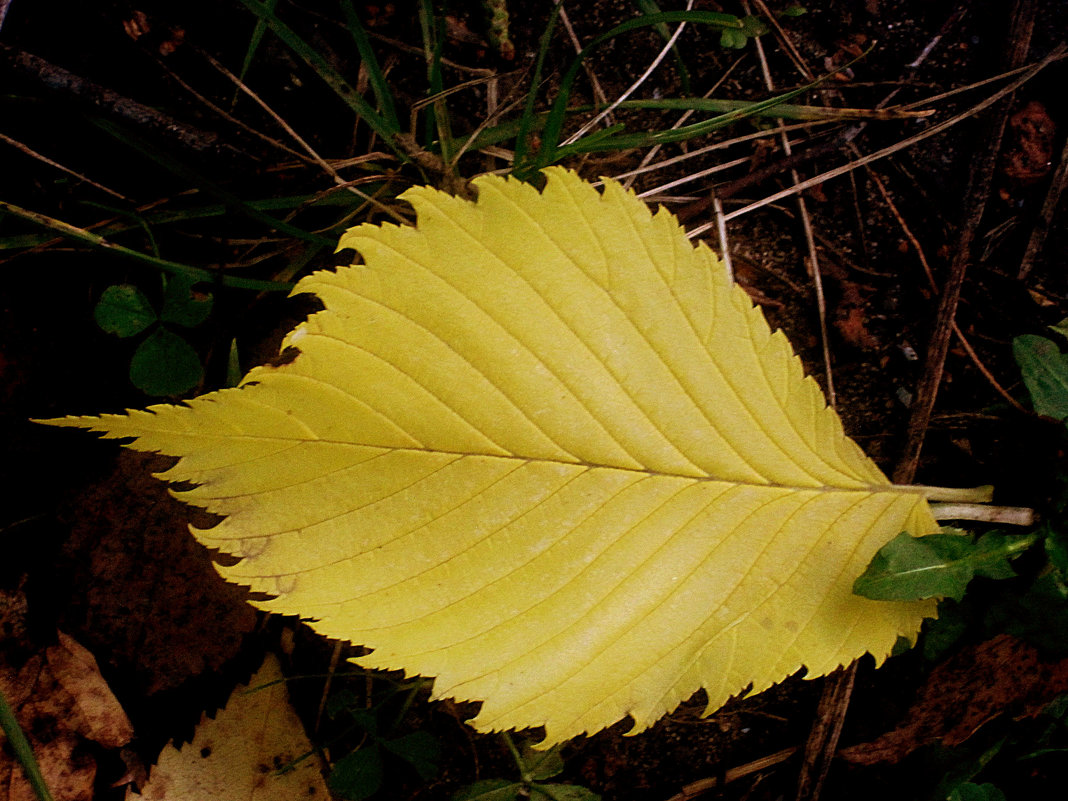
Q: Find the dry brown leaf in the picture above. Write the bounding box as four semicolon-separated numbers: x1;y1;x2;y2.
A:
1002;100;1056;185
57;451;257;694
840;634;1068;765
125;653;329;801
1;629;133;801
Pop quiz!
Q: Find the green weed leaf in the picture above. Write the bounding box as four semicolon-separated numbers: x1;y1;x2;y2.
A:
854;530;1037;602
160;275;213;328
523;743;565;782
1049;317;1068;341
1013;334;1068;420
95;285;157;338
382;731;441;780
948;782;1007;801
739;15;767;37
534;786;601;801
719;28;748;48
452;779;524;801
329;745;384;801
129;327;203;396
1047;528;1068;574
922;599;969;661
998;571;1068;654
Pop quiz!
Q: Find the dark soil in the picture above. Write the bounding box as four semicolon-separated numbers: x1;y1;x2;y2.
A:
2;2;1068;800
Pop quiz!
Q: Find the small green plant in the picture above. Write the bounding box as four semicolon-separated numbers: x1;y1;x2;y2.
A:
1013;326;1068;422
325;679;442;801
854;319;1068;612
94;275;212;396
851;319;1068;797
453;734;599;801
854;528;1039;602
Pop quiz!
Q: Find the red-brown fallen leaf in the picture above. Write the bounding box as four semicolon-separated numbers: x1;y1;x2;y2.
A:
0;584;29;645
840;634;1068;765
833;275;881;351
56;451;257;695
835;300;881;351
1;628;134;801
1002;100;1056;185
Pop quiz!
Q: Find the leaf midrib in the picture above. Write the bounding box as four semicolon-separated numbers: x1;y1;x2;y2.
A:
139;425;911;497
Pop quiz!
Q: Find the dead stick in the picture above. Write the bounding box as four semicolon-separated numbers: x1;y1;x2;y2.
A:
864;165;1027;413
0;44;231;157
892;0;1035;485
663;747;798;801
795;664;855;801
796;5;1032;799
1018;131;1068;279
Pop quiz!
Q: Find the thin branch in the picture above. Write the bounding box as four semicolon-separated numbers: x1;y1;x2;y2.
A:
557;2;612;119
746;1;836;407
198;48;407;223
663;748;798;801
0;133;130;201
893;0;1037;484
1018;130;1068;279
685;46;1065;236
622;55;746;191
864;165;1027;413
562;0;696;146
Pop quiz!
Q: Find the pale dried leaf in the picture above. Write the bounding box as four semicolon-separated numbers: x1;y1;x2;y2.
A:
125;654;328;801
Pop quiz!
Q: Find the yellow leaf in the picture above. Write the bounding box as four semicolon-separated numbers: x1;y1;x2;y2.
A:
125;654;328;801
43;168;937;746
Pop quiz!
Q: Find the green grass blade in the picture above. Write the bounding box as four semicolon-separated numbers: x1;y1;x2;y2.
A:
552;83;821;157
455;95;912;155
91;117;334;247
0;200;294;291
233;0;403;155
531;10;754;172
0;687;56;801
81;202;161;257
418;0;454;166
0;192;376;251
629;0;692;94
512;2;564;177
233;0;279;106
598;97;928;120
340;0;400;131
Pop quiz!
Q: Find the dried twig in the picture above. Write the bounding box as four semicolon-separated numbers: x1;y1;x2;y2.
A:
621;55;745;191
685;47;1064;236
0;133;130;201
662;747;798;801
198;48;408;221
0;44;233;158
745;1;836;406
893;0;1036;485
558;3;612;120
864;166;1027;413
563;0;696;146
1018;131;1068;279
795;665;855;801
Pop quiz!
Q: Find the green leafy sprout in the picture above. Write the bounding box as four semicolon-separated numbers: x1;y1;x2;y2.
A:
851;318;1068;797
94;276;213;396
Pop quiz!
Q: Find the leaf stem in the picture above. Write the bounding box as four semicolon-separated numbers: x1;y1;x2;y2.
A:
909;484;995;503
929;503;1035;526
501;731;531;783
